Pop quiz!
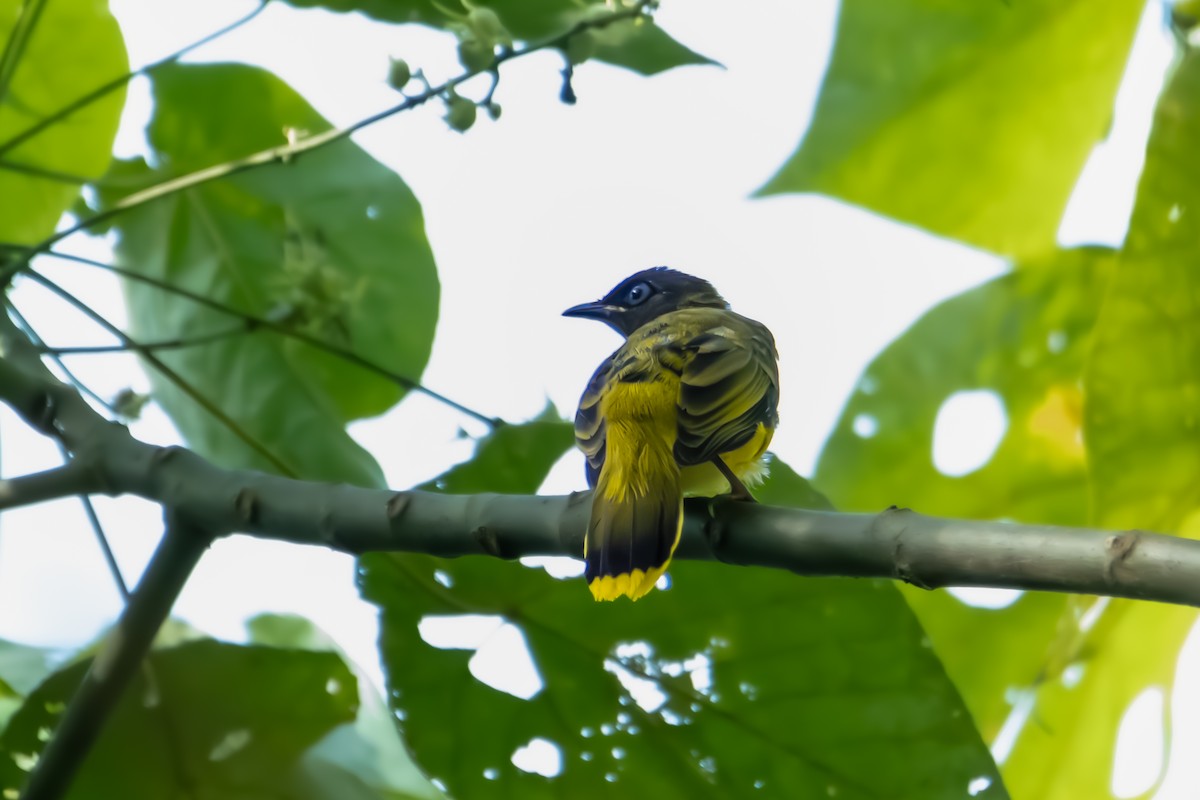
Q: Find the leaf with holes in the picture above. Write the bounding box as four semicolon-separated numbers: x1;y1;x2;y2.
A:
0;0;127;243
811;238;1195;799
816;247;1112;526
1087;48;1200;534
1034;49;1200;800
1000;598;1187;800
360;422;1005;798
0;640;357;799
811;249;1102;734
758;0;1144;257
279;0;712;75
97;62;440;486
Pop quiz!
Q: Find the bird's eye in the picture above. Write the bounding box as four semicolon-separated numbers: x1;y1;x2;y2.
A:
624;282;652;306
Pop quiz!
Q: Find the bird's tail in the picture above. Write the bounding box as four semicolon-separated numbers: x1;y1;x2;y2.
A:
585;463;683;602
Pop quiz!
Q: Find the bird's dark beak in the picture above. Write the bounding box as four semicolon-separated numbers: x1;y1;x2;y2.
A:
562;300;616;321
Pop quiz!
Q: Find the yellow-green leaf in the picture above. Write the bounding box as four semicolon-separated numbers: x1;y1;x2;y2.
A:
0;0;127;243
1087;48;1200;533
759;0;1144;257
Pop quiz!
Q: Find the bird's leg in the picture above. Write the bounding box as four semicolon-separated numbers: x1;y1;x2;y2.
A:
712;456;757;502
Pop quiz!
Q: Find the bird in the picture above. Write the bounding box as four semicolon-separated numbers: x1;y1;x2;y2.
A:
563;267;780;601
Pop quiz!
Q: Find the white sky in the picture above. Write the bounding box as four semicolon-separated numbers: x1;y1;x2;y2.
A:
0;0;1191;795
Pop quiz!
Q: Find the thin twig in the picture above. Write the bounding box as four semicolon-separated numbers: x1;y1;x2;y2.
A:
0;0;654;279
6;248;499;427
0;463;98;511
64;444;131;600
19;516;212;800
38;322;253;355
0;1;271;162
22;270;297;477
5;300;118;413
5;300;131;597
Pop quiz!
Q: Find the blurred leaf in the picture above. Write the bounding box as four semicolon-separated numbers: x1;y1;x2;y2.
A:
759;0;1144;257
0;0;126;243
0;640;357;799
0;639;54;698
280;0;711;75
1001;598;1188;800
362;426;1004;798
1087;48;1200;533
247;613;339;651
99;62;440;487
900;591;1070;744
0;638;56;731
1034;48;1200;800
247;614;446;800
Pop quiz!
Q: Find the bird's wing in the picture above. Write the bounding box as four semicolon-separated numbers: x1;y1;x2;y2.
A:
671;311;779;467
574;353;614;489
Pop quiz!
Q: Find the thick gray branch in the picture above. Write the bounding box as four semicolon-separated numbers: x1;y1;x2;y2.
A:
0;312;1195;607
21;516;210;800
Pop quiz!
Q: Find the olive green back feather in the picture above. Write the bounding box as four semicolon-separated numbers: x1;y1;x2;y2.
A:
573;307;780;483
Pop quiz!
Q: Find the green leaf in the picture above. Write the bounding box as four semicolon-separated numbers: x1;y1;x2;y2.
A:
279;0;711;75
0;0;127;243
588;17;714;76
758;0;1144;257
0;638;56;731
815;247;1113;524
1001;598;1188;800
1035;48;1200;800
247;614;446;800
100;62;440;487
361;425;1004;798
0;638;54;699
811;240;1193;798
420;411;575;495
1087;48;1200;534
0;640;358;799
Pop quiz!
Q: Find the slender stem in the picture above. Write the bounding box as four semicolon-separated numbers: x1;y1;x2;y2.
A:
22;271;297;477
19;517;211;800
5;302;130;598
0;0;654;279
39;322;253;355
5;300;117;413
64;443;131;600
0;1;271;162
8;249;498;427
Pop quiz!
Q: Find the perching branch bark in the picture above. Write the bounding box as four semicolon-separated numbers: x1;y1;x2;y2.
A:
3;294;1199;798
0;308;1197;607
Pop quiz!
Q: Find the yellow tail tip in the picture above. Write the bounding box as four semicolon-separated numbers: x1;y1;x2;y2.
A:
588;566;668;602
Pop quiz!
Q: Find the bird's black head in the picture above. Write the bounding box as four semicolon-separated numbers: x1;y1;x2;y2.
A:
562;267;728;337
